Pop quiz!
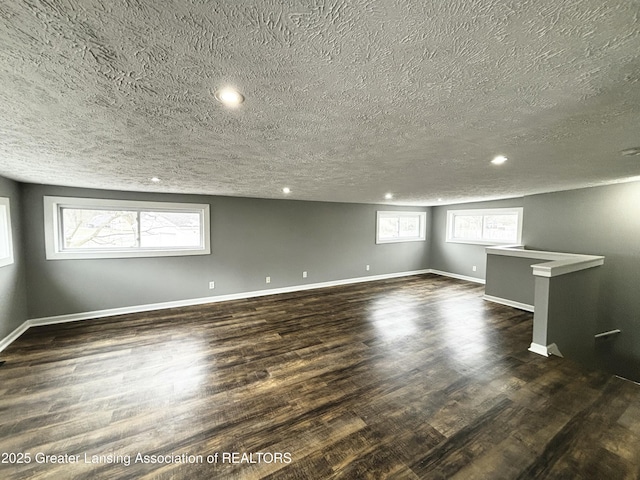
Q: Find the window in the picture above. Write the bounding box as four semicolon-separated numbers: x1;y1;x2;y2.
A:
44;196;210;260
0;197;14;267
376;211;427;244
446;207;523;245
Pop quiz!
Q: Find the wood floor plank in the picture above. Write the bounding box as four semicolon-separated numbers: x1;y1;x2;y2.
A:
1;274;639;479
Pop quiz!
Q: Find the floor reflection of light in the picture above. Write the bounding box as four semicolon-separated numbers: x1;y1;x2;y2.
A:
368;293;419;341
122;337;208;400
437;300;490;362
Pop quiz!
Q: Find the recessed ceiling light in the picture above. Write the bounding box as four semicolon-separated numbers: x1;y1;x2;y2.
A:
282;187;291;194
150;177;161;183
491;155;508;165
621;147;640;156
385;193;393;200
214;87;244;106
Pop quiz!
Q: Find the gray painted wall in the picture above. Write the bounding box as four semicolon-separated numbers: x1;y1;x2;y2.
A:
10;178;640;381
485;255;546;307
429;198;524;280
23;184;431;318
431;182;640;381
0;176;27;340
545;267;602;368
523;182;640;381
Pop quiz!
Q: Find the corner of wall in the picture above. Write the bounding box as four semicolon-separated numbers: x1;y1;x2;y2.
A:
0;176;28;341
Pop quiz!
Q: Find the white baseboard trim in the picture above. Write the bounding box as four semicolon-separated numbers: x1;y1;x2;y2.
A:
616;375;640;386
2;268;491;353
0;322;30;353
547;343;563;357
483;294;534;313
428;269;485;285
1;269;432;352
529;343;548;356
528;342;563;358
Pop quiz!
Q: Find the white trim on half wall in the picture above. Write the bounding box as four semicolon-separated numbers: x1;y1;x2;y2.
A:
483;294;534;312
428;269;485;285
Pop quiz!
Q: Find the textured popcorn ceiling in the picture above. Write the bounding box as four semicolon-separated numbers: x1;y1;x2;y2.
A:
1;1;639;205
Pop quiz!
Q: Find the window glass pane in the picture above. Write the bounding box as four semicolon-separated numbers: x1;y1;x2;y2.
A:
483;214;518;242
378;217;399;239
62;208;138;249
45;197;210;259
453;215;482;240
0;205;9;259
377;211;426;244
140;211;202;248
446;208;522;245
398;216;420;238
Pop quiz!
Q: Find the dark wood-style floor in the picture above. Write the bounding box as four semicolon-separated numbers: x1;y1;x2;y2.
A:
1;274;639;479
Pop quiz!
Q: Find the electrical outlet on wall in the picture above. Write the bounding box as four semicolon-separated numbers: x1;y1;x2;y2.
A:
266;276;271;284
472;266;477;272
366;265;370;271
302;271;307;278
209;281;215;289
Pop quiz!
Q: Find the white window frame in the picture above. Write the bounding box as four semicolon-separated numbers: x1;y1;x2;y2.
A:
446;207;523;246
44;196;211;260
376;211;427;244
0;197;14;268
